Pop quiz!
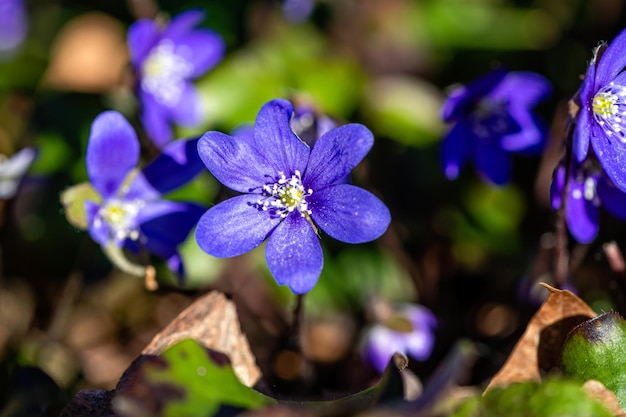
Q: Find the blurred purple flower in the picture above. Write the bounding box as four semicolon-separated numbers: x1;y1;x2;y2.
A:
84;111;205;278
363;303;437;373
551;158;626;243
441;68;551;185
128;10;225;148
0;147;36;198
572;28;626;192
195;99;391;294
282;0;315;23
0;0;27;56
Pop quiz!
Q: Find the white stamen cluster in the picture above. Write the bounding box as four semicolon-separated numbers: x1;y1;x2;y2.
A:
258;170;313;218
141;40;193;107
592;82;626;143
96;199;145;242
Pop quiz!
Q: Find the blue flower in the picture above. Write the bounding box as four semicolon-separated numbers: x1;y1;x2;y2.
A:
572;28;626;192
551;158;626;243
362;303;436;373
128;10;225;148
195;99;391;294
441;68;551;185
0;0;27;57
82;111;205;278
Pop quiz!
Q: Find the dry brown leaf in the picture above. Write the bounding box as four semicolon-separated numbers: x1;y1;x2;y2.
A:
583;380;626;417
484;284;595;392
142;291;261;387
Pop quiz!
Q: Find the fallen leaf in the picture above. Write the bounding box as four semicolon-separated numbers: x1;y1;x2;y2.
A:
142;291;261;387
484;284;595;392
583;380;626;417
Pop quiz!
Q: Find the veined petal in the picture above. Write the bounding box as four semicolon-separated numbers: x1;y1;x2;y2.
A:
590;124;626;192
253;99;310;175
566;181;599;244
310;184;390;244
137;201;205;258
172;31;224;78
266;213;323;294
140;92;173;148
304;124;373;190
86;111;140;199
195;194;281;258
198;131;272;193
127;19;161;68
441;122;472;180
594;29;626;88
597;176;626;221
474;143;511;186
167;82;203;127
138;138;204;195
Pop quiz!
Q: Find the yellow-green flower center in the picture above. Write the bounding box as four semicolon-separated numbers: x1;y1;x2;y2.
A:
385;315;414;333
591;83;626;142
97;199;144;241
258;170;313;218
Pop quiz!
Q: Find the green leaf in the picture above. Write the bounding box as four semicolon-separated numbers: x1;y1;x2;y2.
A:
60;182;100;229
452;378;613;417
561;311;626;409
114;339;274;417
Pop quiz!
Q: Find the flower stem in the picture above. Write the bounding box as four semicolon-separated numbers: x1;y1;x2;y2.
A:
554;124;574;287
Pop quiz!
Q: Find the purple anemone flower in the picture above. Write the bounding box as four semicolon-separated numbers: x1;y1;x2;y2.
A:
128;10;225;148
441;68;551;185
84;111;205;278
195;99;391;294
0;0;28;56
363;303;436;373
551;158;626;243
572;28;626;192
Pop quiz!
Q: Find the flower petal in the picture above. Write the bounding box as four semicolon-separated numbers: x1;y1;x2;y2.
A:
137;201;205;258
500;108;546;153
86;111;140;198
304;124;373;190
490;71;551;106
363;326;405;373
140;92;173;148
162;9;205;41
550;163;566;210
441;122;472;180
441;68;507;123
595;29;626;88
198;131;272;193
566;181;599;244
136;138;204;196
172;31;224;78
310;184;390;244
597;176;626;221
167;83;203;127
195;194;281;257
265;213;323;294
590;124;626;192
85;200;108;246
127;19;161;68
474;143;512;186
574;107;593;163
253;99;310;175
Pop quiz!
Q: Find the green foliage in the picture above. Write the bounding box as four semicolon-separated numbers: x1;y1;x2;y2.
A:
452;379;613;417
115;339;275;417
561;311;626;409
60;182;99;230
